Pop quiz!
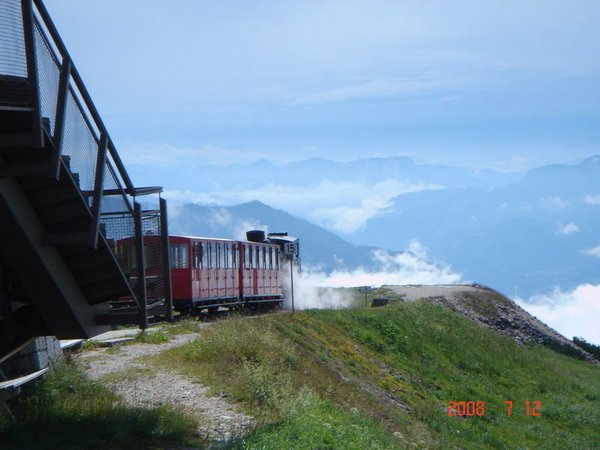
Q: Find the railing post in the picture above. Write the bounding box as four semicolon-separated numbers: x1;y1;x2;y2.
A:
160;197;173;322
88;133;107;248
50;57;71;180
20;0;43;147
134;202;148;329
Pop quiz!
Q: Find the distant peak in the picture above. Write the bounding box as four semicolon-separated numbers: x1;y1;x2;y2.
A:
580;155;600;166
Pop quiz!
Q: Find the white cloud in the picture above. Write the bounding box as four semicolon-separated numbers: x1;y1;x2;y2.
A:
164;179;441;234
119;141;272;167
583;195;600;205
311;241;462;288
556;222;580;236
516;284;600;345
582;245;600;258
282;241;463;310
540;196;569;212
292;77;449;105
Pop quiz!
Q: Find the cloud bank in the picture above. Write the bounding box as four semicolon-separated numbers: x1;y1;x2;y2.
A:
283;241;463;310
165;179;440;234
516;284;600;345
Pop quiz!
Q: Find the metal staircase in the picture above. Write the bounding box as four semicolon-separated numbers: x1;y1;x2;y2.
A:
0;0;173;360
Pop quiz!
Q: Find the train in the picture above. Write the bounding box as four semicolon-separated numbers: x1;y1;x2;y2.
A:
116;230;299;315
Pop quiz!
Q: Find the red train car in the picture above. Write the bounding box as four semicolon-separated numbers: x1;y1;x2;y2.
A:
169;235;283;313
116;231;294;315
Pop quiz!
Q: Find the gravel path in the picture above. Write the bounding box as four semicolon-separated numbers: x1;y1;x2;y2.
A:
75;331;255;443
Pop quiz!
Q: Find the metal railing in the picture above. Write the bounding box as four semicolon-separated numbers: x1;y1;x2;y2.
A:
0;0;173;324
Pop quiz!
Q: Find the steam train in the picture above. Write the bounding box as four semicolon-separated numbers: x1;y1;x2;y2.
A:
116;230;299;315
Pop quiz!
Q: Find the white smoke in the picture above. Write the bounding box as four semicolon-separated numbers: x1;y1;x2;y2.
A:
515;284;600;345
282;241;463;310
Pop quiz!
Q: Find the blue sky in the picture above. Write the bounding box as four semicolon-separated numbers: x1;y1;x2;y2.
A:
43;0;600;172
36;1;600;343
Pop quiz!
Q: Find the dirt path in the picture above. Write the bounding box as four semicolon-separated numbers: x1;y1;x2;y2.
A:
75;332;255;443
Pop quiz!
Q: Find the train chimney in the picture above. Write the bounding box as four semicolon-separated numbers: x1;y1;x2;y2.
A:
246;229;266;243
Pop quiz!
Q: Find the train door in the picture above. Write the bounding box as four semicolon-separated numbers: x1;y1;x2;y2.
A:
252;244;258;295
266;246;273;295
216;242;225;298
196;240;207;300
224;242;234;297
170;238;192;300
208;241;218;299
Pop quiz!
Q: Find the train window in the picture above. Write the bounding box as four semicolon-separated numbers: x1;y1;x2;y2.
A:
275;248;279;269
244;245;249;268
192;242;198;269
224;243;229;269
267;248;272;269
117;242;137;270
251;246;257;269
208;242;214;269
144;243;161;269
201;242;206;269
263;247;268;269
232;243;237;269
227;243;232;269
170;243;189;269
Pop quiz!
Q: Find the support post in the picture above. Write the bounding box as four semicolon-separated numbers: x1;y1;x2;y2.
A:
160;197;173;322
21;0;43;147
134;202;148;329
50;57;71;180
88;133;107;248
290;259;295;314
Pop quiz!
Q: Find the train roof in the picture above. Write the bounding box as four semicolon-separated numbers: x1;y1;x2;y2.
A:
170;234;280;245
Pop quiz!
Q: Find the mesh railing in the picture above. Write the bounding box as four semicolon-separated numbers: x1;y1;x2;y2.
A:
32;17;59;132
0;0;27;78
61;88;99;191
142;209;166;304
0;0;29;107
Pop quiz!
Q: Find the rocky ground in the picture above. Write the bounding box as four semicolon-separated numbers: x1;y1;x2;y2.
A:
75;331;255;444
384;284;598;364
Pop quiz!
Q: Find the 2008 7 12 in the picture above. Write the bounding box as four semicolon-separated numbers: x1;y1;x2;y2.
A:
447;400;542;417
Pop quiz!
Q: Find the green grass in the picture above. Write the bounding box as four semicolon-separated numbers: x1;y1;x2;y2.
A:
0;363;201;449
152;301;600;449
133;329;171;344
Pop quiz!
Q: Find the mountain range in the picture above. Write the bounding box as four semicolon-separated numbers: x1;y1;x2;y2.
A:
165;155;600;298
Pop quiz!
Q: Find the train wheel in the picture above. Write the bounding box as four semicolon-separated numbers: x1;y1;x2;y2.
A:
207;306;219;314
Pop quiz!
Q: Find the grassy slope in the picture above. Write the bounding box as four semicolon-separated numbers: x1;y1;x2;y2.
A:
153;301;600;449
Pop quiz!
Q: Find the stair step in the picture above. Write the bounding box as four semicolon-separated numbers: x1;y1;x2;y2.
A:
82;279;130;305
64;248;113;271
28;182;79;208
0;162;50;177
45;216;90;234
73;262;123;287
37;198;90;226
42;232;88;246
0;132;33;148
19;177;55;192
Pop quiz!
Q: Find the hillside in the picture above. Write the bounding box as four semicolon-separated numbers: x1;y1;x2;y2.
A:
383;284;598;363
168;200;379;271
3;288;598;449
